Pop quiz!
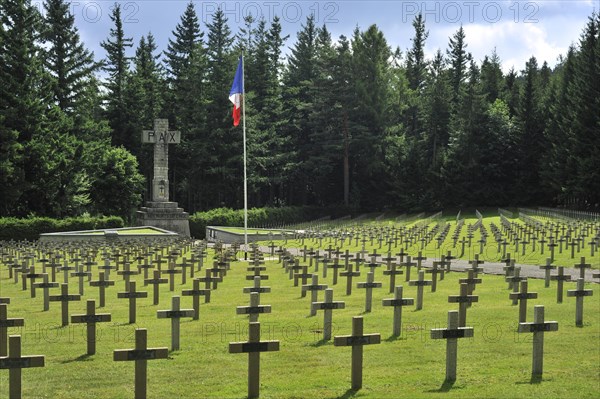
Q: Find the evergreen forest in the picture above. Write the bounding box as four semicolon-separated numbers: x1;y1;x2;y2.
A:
1;0;599;220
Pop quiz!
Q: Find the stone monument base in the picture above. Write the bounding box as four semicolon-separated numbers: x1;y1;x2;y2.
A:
136;201;190;237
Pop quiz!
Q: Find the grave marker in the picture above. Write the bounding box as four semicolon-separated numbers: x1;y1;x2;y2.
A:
145;269;168;305
71;299;111;355
382;286;414;336
0;304;24;357
25;267;43;298
567;278;593;327
340;264;360;296
334;316;381;390
430;310;474;382
538;258;556;288
506;267;525;305
113;329;169;399
550;267;571;303
448;283;478;327
509;280;538;323
0;335;45;399
312;288;345;341
89;271;115;308
409;270;432;310
302;275;328;316
357;271;382;312
517;305;558;377
237;292;271;323
401;256;416;282
182;278;210;320
71;264;91;296
573;257;591;279
229;322;280;399
383;262;403;293
48;283;81;326
117;281;148;324
157;296;195;351
161;263;182;291
32;273;58;311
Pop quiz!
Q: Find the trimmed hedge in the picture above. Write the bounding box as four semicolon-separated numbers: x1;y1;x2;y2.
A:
189;206;353;239
0;216;124;241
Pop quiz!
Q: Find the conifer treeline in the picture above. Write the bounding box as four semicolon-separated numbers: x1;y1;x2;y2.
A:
1;1;599;219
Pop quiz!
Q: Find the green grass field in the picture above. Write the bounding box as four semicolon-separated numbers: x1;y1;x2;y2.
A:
1;248;599;398
216;227;283;235
66;227;171;235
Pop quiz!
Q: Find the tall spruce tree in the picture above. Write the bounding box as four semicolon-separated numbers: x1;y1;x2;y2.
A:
568;14;600;206
204;7;235;207
164;1;203;130
100;3;134;150
446;26;469;109
405;13;428;140
516;56;546;204
42;0;98;114
283;14;318;205
0;0;47;214
350;24;392;208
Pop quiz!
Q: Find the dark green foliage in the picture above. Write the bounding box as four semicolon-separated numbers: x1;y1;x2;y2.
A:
42;0;99;114
101;3;134;150
0;216;124;241
1;3;599;220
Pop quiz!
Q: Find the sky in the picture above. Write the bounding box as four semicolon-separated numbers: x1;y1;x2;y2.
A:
31;0;598;73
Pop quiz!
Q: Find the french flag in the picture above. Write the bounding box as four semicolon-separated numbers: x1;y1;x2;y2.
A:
229;57;243;127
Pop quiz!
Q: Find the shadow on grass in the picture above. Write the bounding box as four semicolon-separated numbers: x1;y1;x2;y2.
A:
60;353;94;364
308;338;331;348
333;388;359;399
384;334;408;342
426;379;456;393
515;374;543;385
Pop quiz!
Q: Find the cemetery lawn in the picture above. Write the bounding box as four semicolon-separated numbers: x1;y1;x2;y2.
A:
216;227;280;235
1;249;599;398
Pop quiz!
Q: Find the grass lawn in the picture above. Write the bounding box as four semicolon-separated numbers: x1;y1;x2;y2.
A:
215;227;285;235
1;247;599;398
68;228;171;235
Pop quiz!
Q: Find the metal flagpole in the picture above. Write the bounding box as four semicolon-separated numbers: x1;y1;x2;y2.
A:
242;52;248;259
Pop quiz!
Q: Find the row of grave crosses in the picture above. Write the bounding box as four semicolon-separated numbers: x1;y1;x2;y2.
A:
0;241;238;398
282;211;600;263
1;240;598;398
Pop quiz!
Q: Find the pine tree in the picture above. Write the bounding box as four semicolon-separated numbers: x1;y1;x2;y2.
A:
516;56;546;204
42;0;99;114
305;25;344;205
0;0;46;214
480;49;505;102
422;50;451;173
443;58;491;205
404;13;428;140
503;67;521;117
203;7;235;208
164;1;203;130
283;14;319;205
568;14;600;207
446;26;469;108
406;13;428;92
100;3;134;149
542;47;577;202
133;33;164;129
350;24;392;208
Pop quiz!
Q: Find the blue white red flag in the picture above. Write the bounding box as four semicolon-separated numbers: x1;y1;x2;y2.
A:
229;57;243;127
